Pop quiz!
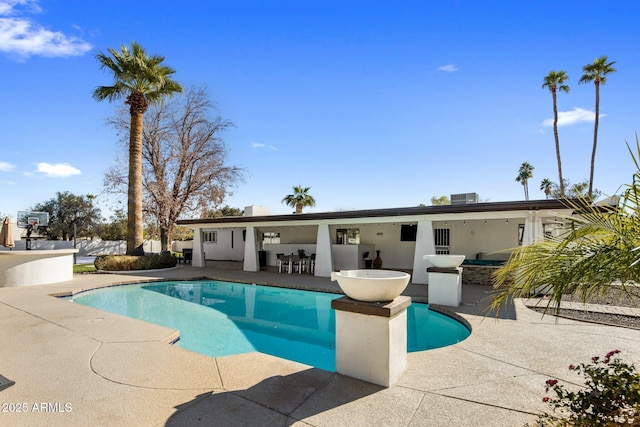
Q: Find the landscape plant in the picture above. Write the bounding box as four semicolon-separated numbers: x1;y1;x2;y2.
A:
94;252;177;271
535;350;640;426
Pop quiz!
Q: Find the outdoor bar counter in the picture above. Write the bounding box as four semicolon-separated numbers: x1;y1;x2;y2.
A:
0;249;78;287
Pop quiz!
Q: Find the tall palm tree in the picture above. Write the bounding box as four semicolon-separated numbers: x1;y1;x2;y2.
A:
282;185;316;214
579;55;616;199
540;178;553;199
516;162;534;200
542;71;569;197
93;42;182;255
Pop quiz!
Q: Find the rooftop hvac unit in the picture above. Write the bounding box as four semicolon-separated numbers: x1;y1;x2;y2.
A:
450;193;479;205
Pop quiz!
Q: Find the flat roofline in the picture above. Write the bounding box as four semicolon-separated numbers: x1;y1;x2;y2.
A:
176;199;571;226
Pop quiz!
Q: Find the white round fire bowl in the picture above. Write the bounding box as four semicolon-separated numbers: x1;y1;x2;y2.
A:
423;254;466;268
330;269;411;302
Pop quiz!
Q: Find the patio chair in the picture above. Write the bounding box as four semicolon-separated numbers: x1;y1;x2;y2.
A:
308;254;316;274
183;248;193;264
290;255;301;274
276;254;287;273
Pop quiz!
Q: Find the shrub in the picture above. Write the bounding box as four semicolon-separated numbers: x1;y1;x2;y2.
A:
537;350;640;426
94;252;178;271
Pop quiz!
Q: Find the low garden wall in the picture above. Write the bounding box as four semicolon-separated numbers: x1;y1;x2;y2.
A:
0;249;78;287
0;240;193;256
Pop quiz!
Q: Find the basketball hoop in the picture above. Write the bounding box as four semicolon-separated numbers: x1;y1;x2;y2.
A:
26;221;38;238
17;211;48;251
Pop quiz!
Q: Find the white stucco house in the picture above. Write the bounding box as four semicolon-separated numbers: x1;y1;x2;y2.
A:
176;197;573;285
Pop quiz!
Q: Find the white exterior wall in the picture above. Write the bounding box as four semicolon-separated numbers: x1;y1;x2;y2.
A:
274;226;317;244
356;224;415;270
440;219;525;259
202;228;245;261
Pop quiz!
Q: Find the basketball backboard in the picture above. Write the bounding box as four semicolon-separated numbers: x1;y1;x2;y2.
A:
17;211;49;228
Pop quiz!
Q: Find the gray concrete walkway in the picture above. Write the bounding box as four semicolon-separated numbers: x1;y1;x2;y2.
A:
1;265;639;426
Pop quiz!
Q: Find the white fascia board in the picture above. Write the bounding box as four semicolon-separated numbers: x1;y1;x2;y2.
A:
181;208;574;229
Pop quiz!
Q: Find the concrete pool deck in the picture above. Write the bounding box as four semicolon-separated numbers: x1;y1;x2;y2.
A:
0;265;639;426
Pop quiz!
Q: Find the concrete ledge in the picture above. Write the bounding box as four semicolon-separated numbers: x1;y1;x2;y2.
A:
331;295;411;317
427;266;461;274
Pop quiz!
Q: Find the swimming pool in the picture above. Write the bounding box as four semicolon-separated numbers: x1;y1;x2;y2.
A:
67;280;470;371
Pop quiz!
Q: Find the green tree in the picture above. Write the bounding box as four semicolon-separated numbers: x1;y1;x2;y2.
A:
540;178;553;199
550;178;601;200
430;195;451;206
542;71;569;197
282;185;316;214
94;41;182;255
171;225;193;241
580;56;616;199
515;162;534;200
490;137;640;315
33;192;101;240
93;209;127;240
202;205;244;218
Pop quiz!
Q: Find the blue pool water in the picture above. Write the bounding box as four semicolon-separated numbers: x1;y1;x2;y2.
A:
68;280;470;371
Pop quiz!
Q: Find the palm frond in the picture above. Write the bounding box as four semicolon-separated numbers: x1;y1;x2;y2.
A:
94;41;182;106
489;143;640;315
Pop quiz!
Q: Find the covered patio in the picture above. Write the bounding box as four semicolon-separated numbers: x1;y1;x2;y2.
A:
178;200;572;284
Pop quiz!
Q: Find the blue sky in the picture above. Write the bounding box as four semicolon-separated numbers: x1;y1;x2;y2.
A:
1;0;639;220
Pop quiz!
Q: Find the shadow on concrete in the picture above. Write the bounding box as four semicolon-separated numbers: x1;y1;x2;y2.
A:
454;285;518;320
165;369;382;426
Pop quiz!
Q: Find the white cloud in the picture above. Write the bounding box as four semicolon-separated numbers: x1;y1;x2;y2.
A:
0;161;15;171
0;1;36;15
0;0;92;59
541;107;603;127
36;162;81;177
251;142;277;151
437;64;458;72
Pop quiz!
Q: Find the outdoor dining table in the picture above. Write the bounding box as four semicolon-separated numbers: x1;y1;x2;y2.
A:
277;254;314;274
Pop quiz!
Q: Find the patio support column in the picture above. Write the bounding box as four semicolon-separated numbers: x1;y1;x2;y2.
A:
412;220;435;284
522;211;543;246
192;227;205;267
314;223;333;277
243;226;259;272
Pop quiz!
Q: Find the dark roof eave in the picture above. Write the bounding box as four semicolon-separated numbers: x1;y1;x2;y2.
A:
176;199;571;226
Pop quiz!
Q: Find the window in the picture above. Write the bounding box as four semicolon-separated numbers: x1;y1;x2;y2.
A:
543;222;565;239
400;224;417;241
263;232;280;244
336;228;360;245
203;231;217;243
518;224;525;245
434;228;450;254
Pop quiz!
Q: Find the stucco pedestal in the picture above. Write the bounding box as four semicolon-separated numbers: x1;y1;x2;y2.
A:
0;249;78;287
331;295;411;387
427;266;462;307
